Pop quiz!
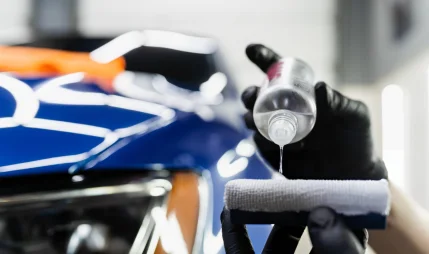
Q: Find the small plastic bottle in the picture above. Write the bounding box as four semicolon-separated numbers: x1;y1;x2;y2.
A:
253;58;317;147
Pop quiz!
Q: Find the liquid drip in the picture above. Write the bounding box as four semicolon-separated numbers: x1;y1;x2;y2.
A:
279;145;284;174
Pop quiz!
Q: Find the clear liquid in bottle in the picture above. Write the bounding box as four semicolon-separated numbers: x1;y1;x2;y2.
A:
253;58;317;171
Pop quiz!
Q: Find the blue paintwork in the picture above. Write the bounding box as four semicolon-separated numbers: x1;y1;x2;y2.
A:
0;74;275;252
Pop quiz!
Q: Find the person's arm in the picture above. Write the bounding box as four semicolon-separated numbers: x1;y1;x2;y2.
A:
369;183;429;254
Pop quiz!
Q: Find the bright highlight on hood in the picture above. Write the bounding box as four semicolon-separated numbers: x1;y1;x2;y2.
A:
90;30;218;64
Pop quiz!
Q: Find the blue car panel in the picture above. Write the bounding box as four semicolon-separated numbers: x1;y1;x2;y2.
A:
0;74;274;253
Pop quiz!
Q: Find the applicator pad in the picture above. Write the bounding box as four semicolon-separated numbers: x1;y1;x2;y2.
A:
224;179;390;229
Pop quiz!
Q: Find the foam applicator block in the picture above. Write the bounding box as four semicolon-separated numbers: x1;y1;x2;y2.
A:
224;179;390;229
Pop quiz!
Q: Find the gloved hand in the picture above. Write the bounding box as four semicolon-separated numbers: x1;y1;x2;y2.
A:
229;44;388;253
243;44;387;181
221;207;367;254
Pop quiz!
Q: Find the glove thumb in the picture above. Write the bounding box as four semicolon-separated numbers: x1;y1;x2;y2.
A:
308;207;366;254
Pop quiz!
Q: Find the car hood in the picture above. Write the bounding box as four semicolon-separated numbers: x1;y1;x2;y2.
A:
0;74;180;177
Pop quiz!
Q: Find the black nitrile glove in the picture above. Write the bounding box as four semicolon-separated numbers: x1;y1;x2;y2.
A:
222;44;388;254
221;207;367;254
308;208;367;254
243;44;387;181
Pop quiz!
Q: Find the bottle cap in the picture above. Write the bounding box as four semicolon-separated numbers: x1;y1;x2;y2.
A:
268;113;297;146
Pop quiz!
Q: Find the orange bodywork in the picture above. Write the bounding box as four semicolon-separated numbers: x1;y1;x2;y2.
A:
155;172;200;254
0;46;125;91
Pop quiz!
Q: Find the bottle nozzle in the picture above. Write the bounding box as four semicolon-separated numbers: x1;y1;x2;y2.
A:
268;112;297;146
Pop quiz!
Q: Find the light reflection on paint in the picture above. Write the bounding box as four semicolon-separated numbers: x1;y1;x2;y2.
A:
114;113;174;138
114;71;225;113
0;113;175;173
198;171;225;254
72;175;84;182
107;95;170;116
217;139;256;178
35;72;85;90
0;117;18;128
0;66;224;171
195;106;216;121
142;30;218;54
90;30;217;64
235;139;256;157
114;71;195;112
0;73;39;124
36;72;106;106
151;74;193;98
67;224;92;254
200;72;227;99
204;230;223;254
149;187;166;197
25;118;111;138
150;73;225;106
90;31;146;64
87;133;119;155
36;73;171;116
217;151;249;178
151;207;188;254
0;74;176;172
0;154;87;172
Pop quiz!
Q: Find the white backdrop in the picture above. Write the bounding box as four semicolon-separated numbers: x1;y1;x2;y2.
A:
0;0;31;44
0;0;337;90
77;0;337;91
341;48;429;210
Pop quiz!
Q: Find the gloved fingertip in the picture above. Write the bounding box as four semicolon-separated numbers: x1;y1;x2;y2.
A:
314;82;330;101
314;81;328;90
244;111;257;130
241;86;259;110
308;207;365;254
221;208;242;232
352;229;369;249
221;208;255;254
314;81;335;118
308;207;336;229
245;44;281;73
263;225;305;253
245;44;263;57
372;159;388;180
221;207;234;224
315;82;371;129
220;208;227;222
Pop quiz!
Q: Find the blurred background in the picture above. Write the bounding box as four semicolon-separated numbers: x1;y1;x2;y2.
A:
0;0;429;253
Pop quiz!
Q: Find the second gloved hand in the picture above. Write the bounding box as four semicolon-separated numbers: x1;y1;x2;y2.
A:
222;207;367;254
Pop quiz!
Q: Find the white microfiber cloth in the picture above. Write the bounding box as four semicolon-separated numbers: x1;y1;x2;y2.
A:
225;179;390;216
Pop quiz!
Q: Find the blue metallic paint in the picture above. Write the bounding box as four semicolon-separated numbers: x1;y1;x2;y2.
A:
0;75;274;253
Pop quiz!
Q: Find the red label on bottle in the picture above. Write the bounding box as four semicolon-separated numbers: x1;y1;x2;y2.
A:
267;61;283;81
